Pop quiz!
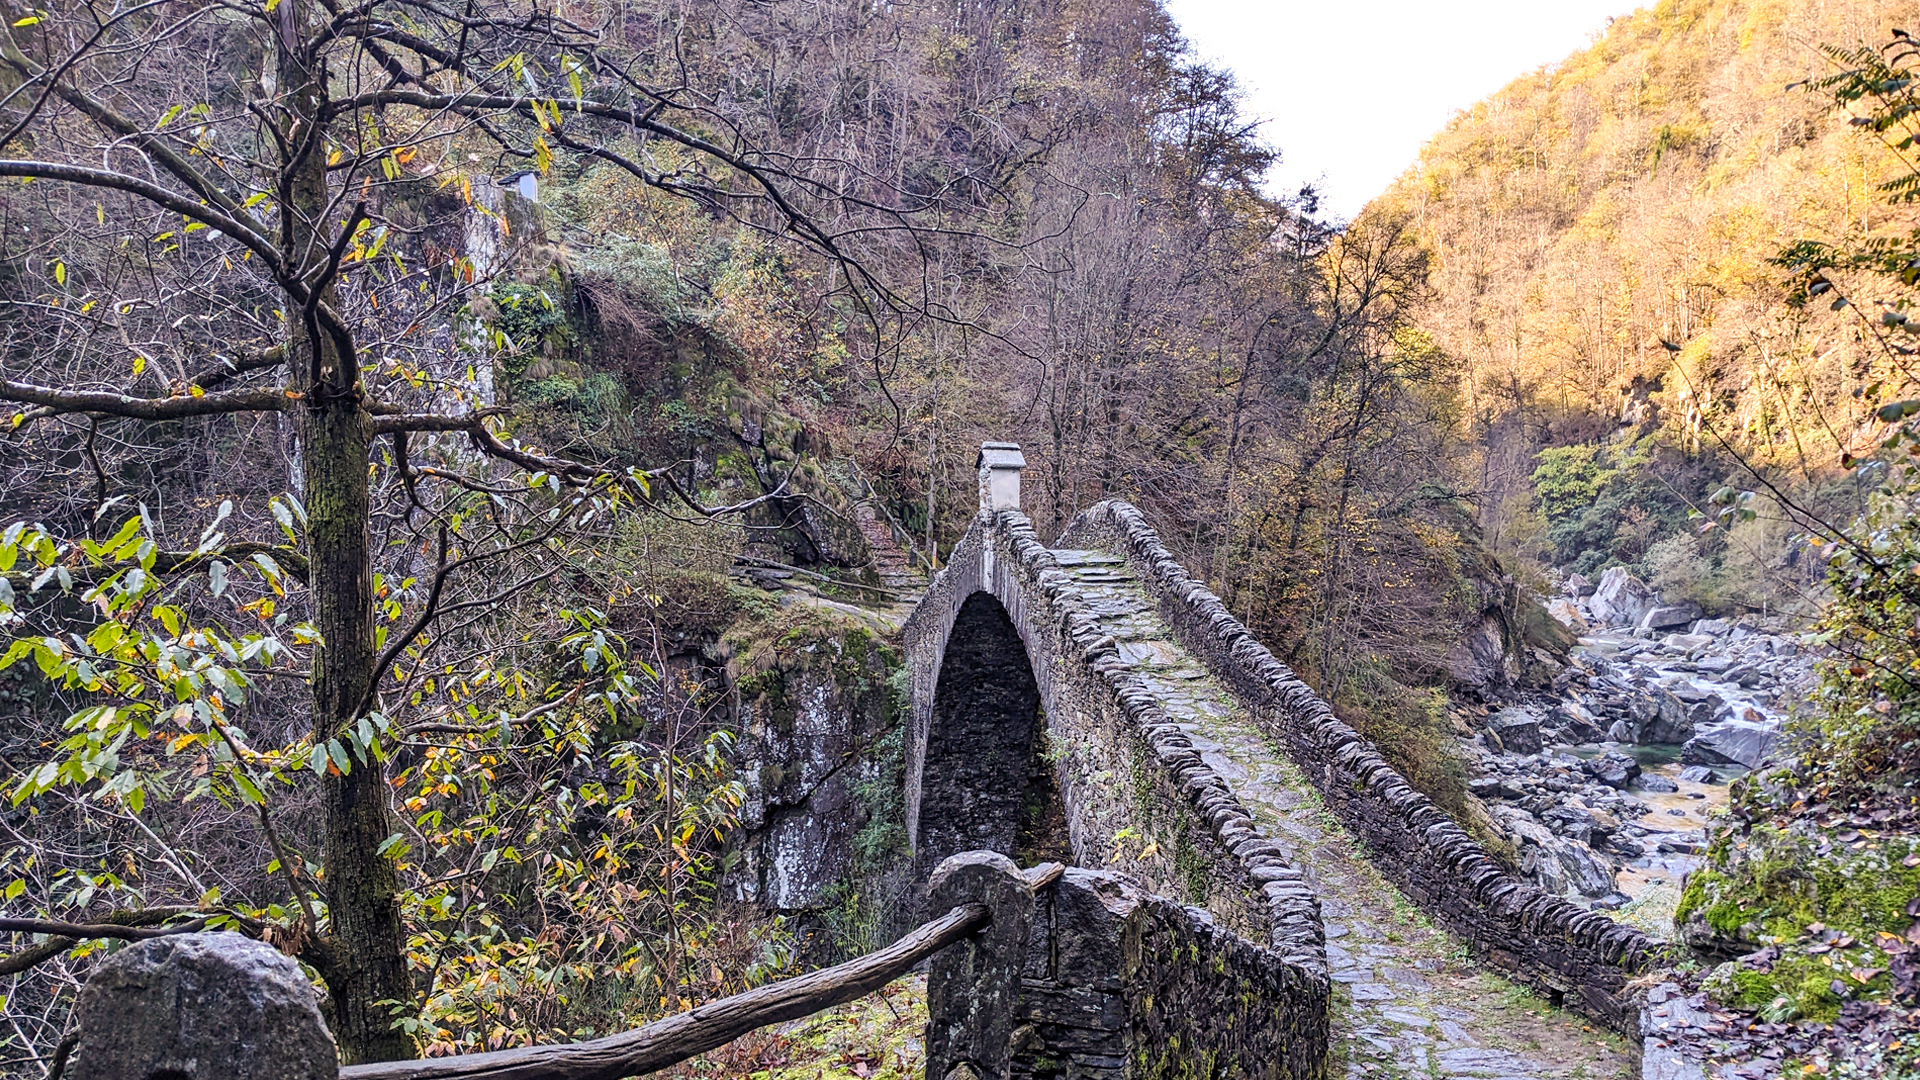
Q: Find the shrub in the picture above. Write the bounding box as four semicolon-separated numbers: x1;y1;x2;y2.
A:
1642;533;1710;602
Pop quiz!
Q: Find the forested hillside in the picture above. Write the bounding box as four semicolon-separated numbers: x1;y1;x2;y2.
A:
16;0;1920;1069
0;0;1521;1069
1375;0;1920;609
1368;2;1920;1067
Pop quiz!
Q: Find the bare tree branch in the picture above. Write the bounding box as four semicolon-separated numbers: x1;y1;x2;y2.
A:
0;381;293;421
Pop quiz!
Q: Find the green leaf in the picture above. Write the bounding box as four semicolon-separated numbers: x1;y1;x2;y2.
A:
307;742;328;777
234;772;265;805
1876;399;1920;422
326;737;351;775
0;639;32;672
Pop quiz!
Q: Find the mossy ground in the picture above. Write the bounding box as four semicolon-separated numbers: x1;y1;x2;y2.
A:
665;977;928;1080
1678;799;1920;1023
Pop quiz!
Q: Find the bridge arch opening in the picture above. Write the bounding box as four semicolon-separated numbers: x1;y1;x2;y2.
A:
917;591;1062;868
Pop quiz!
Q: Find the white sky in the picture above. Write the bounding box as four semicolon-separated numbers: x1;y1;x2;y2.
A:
1163;0;1642;220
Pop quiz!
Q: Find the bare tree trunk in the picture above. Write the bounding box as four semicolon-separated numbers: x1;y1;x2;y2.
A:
279;9;411;1060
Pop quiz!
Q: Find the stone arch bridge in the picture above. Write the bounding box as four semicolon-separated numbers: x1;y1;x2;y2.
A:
899;444;1670;1080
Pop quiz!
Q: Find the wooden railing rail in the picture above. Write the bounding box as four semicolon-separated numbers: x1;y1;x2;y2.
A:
338;861;1064;1080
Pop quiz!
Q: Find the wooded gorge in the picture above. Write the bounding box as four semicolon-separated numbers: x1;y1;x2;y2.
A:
3;0;1920;1073
0;0;1501;1069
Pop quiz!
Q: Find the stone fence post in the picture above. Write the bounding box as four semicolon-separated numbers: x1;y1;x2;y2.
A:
924;851;1039;1080
64;931;335;1080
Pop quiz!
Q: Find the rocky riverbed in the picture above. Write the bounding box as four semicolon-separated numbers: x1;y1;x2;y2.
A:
1459;567;1816;931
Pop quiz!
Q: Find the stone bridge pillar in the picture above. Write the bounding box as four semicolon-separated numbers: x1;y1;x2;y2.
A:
977;442;1024;513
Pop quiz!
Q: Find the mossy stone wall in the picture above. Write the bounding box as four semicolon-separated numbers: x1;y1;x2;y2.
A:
1055;500;1669;1036
1014;868;1329;1080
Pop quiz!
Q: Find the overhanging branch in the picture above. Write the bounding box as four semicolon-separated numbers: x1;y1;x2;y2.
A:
0;380;294;421
0;160;282;271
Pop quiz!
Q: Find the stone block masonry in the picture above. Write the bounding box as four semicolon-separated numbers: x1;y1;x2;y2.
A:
903;508;1328;971
903;484;1332;1074
1015;868;1328;1080
1057;500;1672;1036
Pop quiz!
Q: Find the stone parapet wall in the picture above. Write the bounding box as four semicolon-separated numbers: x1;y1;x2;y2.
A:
1016;868;1329;1080
1057;501;1671;1035
902;510;1328;975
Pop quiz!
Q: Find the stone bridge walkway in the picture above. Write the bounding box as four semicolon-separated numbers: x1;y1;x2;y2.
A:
1054;550;1635;1080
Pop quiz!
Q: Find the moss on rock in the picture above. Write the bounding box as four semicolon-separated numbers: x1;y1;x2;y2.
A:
1680;805;1920;1022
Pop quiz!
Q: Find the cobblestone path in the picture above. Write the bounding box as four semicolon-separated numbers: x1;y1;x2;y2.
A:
1055;551;1635;1080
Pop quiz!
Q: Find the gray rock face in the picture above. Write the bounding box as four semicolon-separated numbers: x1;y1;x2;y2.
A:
1446;611;1520;690
1540;804;1596;843
1563;572;1596;598
729;630;900;912
1589;568;1655;627
1637;602;1703;632
1677;765;1719;784
68;932;334;1080
1487;708;1543;755
1682;720;1780;769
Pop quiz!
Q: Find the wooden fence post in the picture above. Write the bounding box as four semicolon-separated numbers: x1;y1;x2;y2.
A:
924;851;1036;1080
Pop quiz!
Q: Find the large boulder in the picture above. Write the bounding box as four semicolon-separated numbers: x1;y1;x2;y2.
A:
1588;567;1655;627
1549;837;1618;897
1563;572;1597;597
1637;601;1703;632
67;932;334;1080
1487;708;1544;755
1545;598;1589;633
1681;719;1780;769
1584;750;1642;789
1540;803;1596;843
1549;700;1606;742
1643;688;1696;744
1660;632;1715;654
